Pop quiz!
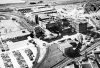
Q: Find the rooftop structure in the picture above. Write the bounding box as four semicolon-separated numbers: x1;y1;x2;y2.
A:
0;13;47;68
0;20;24;35
64;64;76;68
1;29;30;40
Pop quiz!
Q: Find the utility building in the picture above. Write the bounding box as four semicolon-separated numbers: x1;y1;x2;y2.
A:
70;19;87;33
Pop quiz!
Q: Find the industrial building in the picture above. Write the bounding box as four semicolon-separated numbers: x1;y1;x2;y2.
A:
0;0;100;68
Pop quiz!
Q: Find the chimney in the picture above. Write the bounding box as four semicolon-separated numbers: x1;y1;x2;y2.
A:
35;14;39;24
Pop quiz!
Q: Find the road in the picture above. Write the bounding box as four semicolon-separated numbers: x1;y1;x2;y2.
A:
33;38;100;68
51;39;100;68
34;47;49;68
35;43;66;68
1;9;100;68
2;12;36;32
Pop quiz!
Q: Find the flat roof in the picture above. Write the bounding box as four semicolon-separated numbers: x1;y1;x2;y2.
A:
1;29;30;40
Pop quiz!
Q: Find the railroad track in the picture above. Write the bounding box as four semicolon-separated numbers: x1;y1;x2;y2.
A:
51;39;100;68
2;13;100;68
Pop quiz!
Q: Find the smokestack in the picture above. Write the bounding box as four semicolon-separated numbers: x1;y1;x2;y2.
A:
35;14;39;24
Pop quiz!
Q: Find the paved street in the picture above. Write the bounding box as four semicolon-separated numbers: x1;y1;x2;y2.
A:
52;39;100;68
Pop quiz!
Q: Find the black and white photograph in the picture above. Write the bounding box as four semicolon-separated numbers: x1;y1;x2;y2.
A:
0;0;100;68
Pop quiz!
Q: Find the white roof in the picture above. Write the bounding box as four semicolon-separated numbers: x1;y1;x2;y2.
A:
0;0;25;4
64;64;75;68
1;29;30;40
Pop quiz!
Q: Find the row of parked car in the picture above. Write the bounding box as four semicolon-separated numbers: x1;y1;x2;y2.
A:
13;51;28;68
0;42;9;52
1;53;14;68
24;48;34;61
